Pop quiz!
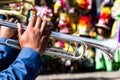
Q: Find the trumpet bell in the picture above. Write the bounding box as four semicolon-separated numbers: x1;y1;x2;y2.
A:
78;34;118;61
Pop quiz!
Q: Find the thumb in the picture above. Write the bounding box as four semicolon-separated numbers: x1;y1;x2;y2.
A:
17;23;23;38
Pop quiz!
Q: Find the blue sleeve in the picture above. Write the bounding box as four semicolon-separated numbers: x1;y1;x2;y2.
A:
0;38;19;71
0;47;44;80
0;38;18;58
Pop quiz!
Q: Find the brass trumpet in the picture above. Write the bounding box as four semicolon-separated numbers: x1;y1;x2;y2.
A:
0;0;35;4
0;20;118;61
0;0;36;23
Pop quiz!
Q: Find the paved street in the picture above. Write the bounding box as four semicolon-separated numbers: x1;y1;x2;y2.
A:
36;71;120;80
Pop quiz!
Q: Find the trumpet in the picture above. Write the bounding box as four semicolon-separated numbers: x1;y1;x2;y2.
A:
0;20;118;61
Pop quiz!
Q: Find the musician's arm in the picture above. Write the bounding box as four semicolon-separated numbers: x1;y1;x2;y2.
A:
0;18;19;71
0;38;19;71
0;47;44;80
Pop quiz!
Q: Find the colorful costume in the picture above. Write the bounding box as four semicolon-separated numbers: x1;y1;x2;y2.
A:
95;7;112;72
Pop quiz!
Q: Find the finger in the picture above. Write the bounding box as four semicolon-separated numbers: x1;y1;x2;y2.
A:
28;15;36;29
41;36;49;46
41;29;52;46
40;19;47;34
8;18;15;22
46;28;52;37
34;16;42;29
47;43;52;48
15;20;19;23
47;39;52;48
17;23;23;38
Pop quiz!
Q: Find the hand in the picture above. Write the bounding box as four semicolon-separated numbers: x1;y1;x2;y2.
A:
18;15;52;55
0;18;18;39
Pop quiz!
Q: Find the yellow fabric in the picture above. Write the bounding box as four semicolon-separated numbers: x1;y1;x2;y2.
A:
110;21;117;37
63;43;74;52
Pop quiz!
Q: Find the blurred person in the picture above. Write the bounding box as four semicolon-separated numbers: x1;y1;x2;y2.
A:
95;7;112;72
94;26;112;71
0;15;52;80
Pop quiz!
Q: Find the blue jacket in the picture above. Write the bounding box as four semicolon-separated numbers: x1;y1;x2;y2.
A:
0;38;44;80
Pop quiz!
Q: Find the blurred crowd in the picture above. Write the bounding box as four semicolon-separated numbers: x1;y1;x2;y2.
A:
1;0;120;74
38;0;120;74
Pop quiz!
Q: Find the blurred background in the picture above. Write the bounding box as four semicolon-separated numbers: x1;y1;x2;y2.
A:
1;0;120;79
37;0;120;74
